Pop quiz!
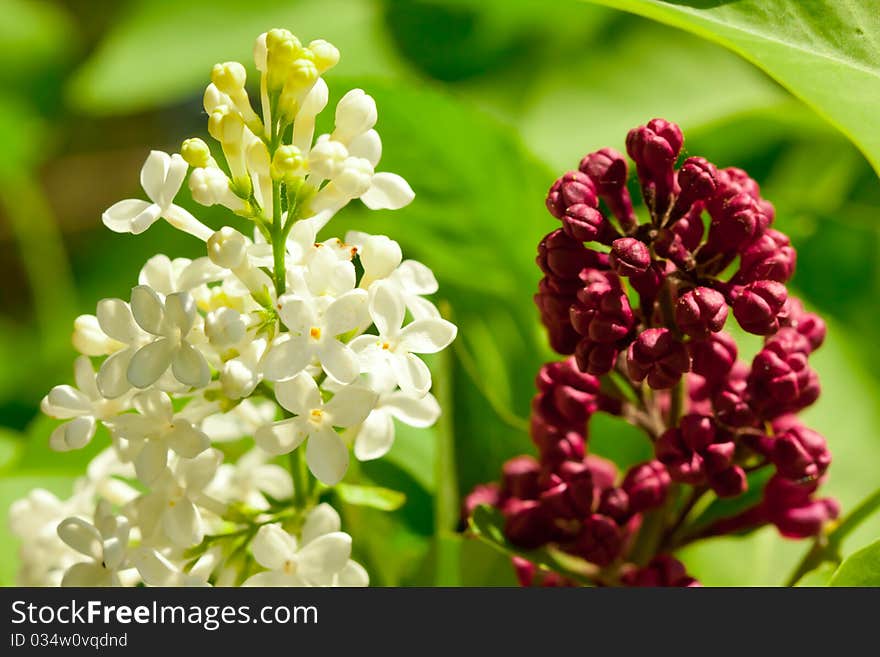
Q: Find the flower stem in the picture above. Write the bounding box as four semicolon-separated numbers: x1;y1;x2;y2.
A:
271;179;285;297
289;448;310;509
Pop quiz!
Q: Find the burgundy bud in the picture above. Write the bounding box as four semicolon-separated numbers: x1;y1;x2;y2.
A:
502;456;542;499
732;280;788;335
622;555;701;587
769;417;830;481
736;229;796;284
748;341;819;418
688;331;737;382
561;204;609;243
579;147;637;229
570;279;634;344
626;119;682;216
779;297;826;352
705;191;767;255
584;454;619;490
646;118;684;156
463;483;501;519
610;237;651;277
575;339;618;376
537;229;602;280
675;286;728;338
622;460;671;512
708;465;747;498
534;358;602;429
762;475;839;539
503;498;552;549
546;171;597;218
567;514;622;567
671;157;717;221
597;488;630;522
626;328;690;389
656;414;736;488
712;361;758;428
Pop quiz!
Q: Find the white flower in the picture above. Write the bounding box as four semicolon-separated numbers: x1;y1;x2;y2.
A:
103;151;212;241
126;286;211;390
136;449;223;548
243;505;365;587
109;390;211;484
255;372;377;484
130;547;212;587
57;502;130;587
73;314;124;356
41;356;131;451
353;382;440;462
352;283;457;396
139;254;222;296
207;448;293;509
262;289;368;384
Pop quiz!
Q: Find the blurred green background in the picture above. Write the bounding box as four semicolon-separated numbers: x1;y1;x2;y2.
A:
1;0;879;586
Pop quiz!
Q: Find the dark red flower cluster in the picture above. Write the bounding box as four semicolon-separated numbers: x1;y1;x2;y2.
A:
469;119;837;586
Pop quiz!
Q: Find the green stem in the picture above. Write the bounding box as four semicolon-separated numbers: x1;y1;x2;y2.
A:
271;179;285;297
786;486;880;586
289;448;310;509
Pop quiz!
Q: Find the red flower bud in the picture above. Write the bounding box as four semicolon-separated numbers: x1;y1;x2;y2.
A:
779;298;826;352
622;460;671;512
503;498;552;549
502;456;542;499
546;171;597;218
736;229;796;284
567;514;622;567
627;328;690;389
579;147;637;230
462;483;500;520
610;237;651;277
671;157;717;221
622;555;701;587
688;331;737;382
770;420;831;482
732;280;788;335
675;286;728;338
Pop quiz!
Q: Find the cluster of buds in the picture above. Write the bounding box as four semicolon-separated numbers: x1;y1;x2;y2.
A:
11;30;456;588
472;119;836;586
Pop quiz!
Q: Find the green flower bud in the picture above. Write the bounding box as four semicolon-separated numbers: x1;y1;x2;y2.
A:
181;138;214;168
271;145;306;181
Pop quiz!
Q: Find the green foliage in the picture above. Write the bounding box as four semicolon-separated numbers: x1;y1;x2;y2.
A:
830;539;880;587
584;0;880;175
335;483;407;511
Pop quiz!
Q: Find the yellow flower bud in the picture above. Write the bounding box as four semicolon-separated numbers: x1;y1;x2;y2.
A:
211;61;247;96
309;39;339;73
180;138;214;168
271;145;306;181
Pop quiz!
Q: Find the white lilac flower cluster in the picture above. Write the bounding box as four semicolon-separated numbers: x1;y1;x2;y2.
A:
10;29;456;587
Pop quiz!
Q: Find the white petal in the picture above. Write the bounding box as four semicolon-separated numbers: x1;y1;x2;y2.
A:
162;499;202;547
277;295;315;331
318;342;360;384
399;318;457;354
97;348;134;398
297;531;351;578
61;562;109;587
334;89;377;143
394;259;439;295
131;547;178;586
130;285;166;335
102;199;153;233
353;410;394;461
160;154;189;208
361;172;414;210
275;372;322;415
370;282;405;337
133;389;173;422
337;560;369;587
255;464;294;501
73;314;120;356
323;290;368;336
347;129;382;167
406;295;441;320
325;385;378;428
49;417;96;452
251;524;297;570
166;420;210;458
171;342;211;388
385;391;440;427
140;150;171;203
242;571;306;587
43;385;91;417
301;503;341;544
73;355;101;400
138;254;174;293
96;298;140;343
306;427;349;485
254;418;308;456
164;292;196;334
262;337;310;382
127;339;174;388
134;440;168;484
392;352;432;396
57;518;102;559
178;448;222;491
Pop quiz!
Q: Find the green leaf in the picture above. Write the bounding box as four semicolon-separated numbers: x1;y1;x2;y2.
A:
67;0;406;115
583;0;880;176
830;538;880;587
0;428;24;473
335;483;406;511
